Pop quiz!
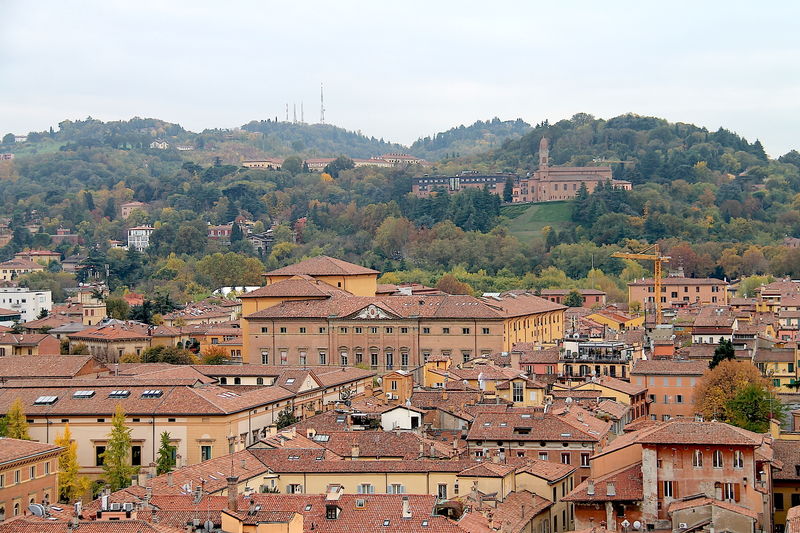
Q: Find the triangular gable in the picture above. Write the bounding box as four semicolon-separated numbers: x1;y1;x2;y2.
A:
342;303;402;320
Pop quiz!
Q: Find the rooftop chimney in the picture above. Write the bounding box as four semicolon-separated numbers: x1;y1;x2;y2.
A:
167;472;174;487
351;443;360;459
401;496;412;519
227;476;239;511
606;481;615;497
587;479;595;496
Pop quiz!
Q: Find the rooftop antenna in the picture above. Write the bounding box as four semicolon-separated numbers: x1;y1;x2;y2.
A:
285;103;288;122
320;83;325;124
301;102;304;124
293;104;297;124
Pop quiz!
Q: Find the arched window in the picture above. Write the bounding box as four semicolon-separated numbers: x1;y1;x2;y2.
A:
13;503;19;516
234;377;241;385
713;450;723;468
692;450;703;467
256;377;264;385
220;377;227;385
733;450;744;468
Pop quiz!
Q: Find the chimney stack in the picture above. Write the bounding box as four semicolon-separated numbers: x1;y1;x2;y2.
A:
401;496;412;519
227;476;239;511
587;479;595;496
351;443;360;459
167;472;174;487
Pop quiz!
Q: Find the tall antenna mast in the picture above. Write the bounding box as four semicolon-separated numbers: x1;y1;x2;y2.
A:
301;102;304;123
320;83;325;124
293;104;297;124
285;103;288;122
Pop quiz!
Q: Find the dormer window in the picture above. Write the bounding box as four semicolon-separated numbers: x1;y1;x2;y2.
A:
326;505;340;519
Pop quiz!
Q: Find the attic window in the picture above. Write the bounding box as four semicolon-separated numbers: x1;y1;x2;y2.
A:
326;505;340;520
109;390;130;398
312;434;330;442
217;392;239;399
560;433;572;438
34;395;58;405
305;504;313;511
521;414;532;419
422;520;429;527
513;428;531;435
355;499;366;509
285;378;296;385
336;415;346;423
483;422;491;427
141;390;163;398
499;422;507;427
383;520;391;527
288;455;300;460
73;390;95;399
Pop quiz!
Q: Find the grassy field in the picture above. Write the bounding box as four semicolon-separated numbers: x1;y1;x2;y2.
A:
502;201;573;241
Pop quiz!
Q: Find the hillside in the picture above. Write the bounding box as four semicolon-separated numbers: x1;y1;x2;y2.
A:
464;113;771;183
410;118;531;160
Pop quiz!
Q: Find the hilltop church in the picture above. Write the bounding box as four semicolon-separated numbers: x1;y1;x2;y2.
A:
513;137;632;202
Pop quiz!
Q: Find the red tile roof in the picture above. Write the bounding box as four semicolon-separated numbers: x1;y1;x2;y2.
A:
667;496;759;520
0;437;61;465
265;256;379;276
630;359;708;376
562;463;643;502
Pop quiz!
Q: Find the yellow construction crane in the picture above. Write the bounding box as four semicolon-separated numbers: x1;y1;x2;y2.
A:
612;244;671;324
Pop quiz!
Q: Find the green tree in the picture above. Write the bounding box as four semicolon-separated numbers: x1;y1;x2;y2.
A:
5;398;30;440
502;176;514;202
322;155;355;179
2;133;15;145
275;407;300;430
105;297;130;320
230;222;243;242
563;289;584;307
281;156;303;175
155;431;176;475
436;273;473;295
101;404;139;490
710;338;735;369
726;383;784;433
55;424;91;502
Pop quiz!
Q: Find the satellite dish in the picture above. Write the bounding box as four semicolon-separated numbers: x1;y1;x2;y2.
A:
28;504;45;517
204;519;215;531
633;521;642;530
376;377;382;385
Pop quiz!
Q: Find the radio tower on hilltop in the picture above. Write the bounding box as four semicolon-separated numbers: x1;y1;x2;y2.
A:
320;83;326;124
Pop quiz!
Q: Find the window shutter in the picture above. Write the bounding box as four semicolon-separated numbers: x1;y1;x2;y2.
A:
673;481;679;499
657;481;664;500
733;483;740;502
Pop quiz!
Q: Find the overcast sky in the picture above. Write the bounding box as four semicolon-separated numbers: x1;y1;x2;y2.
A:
1;1;797;156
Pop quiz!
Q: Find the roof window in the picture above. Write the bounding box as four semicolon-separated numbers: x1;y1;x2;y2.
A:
141;390;163;398
34;395;58;405
73;390;95;399
109;390;130;398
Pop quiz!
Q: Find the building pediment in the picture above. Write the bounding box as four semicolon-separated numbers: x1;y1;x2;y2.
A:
346;304;401;320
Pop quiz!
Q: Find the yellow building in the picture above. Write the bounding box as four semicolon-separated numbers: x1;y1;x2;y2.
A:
586;308;644;331
241;257;565;372
0;258;44;281
755;347;799;392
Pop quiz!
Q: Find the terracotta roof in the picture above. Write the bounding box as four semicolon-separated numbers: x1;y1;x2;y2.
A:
458;461;516;478
575;375;646;396
773;440;800;481
68;322;150;341
309;430;451;459
21;314;80;330
0;437;61;465
595;400;630;420
753;348;795;363
515;458;575;482
265;256;379;276
250;448;474;473
630;359;708;376
466;410;608;443
0;355;103;378
667;496;759;520
563;463;643;502
480;291;566;317
458;491;552;533
628;277;727;286
516;346;560;365
0;519;181;533
0;258;45;270
239;277;335;298
595;419;763;459
0;332;55;346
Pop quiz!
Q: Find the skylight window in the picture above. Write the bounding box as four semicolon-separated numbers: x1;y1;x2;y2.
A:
305;504;313;511
521;414;531;419
483;422;491;427
288;455;300;460
285;378;296;385
141;390;163;398
383;520;391;527
34;395;58;405
73;390;95;399
109;390;130;398
422;520;429;527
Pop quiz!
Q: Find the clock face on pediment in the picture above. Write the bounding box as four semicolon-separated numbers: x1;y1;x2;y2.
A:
354;304;393;320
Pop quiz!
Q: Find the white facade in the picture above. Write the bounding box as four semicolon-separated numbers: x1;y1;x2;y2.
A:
127;226;154;252
380;406;422;431
0;287;53;323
